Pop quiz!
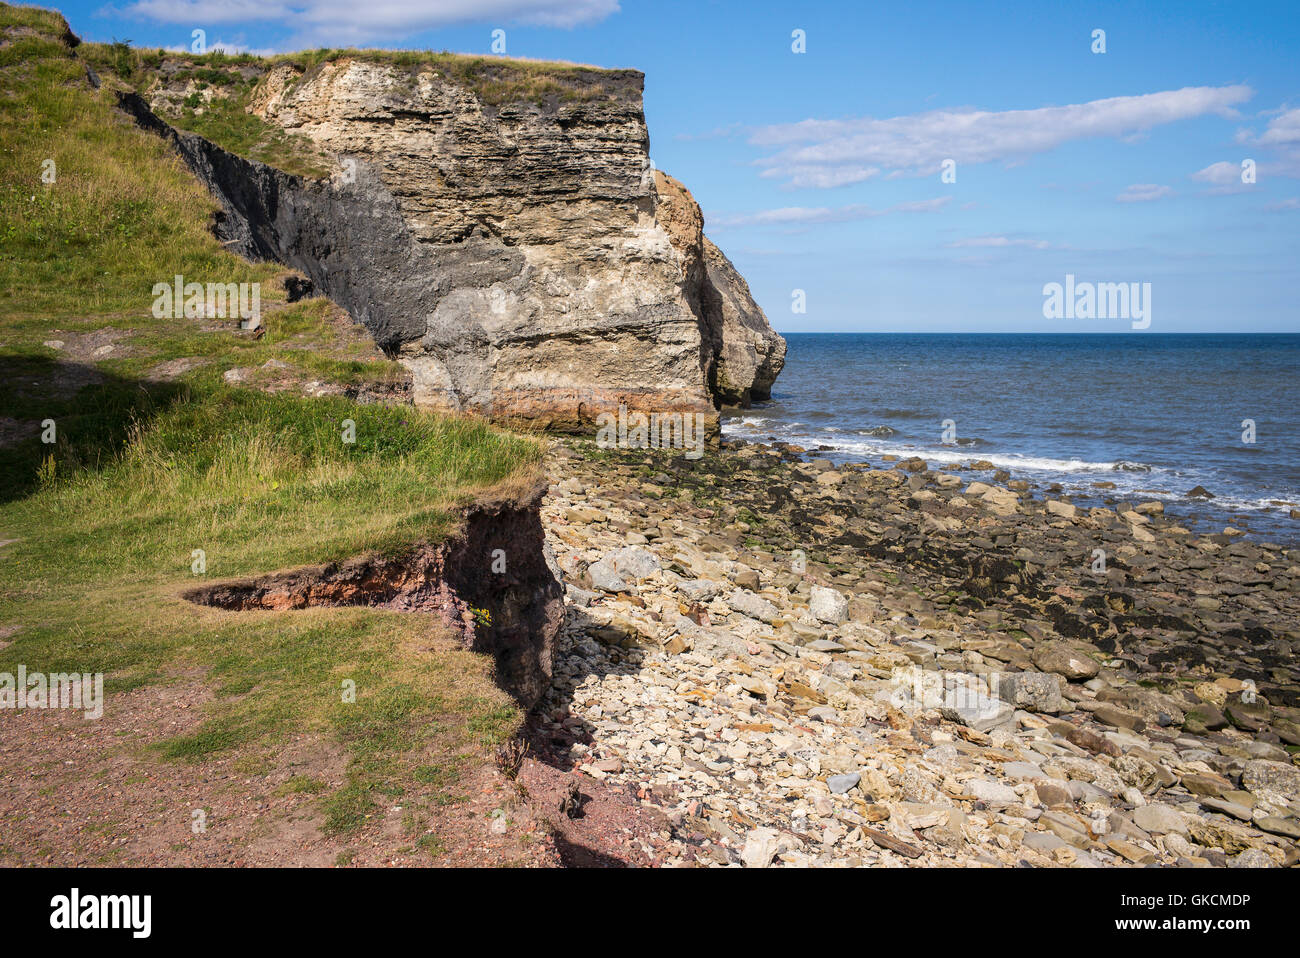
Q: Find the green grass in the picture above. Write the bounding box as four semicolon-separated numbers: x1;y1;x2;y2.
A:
274;775;327;796
0;4;544;850
271;48;634;108
61;12;636;184
0;12;278;316
169;93;332;178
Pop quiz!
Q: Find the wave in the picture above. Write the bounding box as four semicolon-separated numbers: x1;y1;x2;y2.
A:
875;407;932;421
720;419;1299;521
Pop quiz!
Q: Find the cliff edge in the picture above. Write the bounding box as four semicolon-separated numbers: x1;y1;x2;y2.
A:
126;51;785;428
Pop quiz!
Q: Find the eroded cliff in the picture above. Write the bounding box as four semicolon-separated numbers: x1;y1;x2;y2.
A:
126;52;784;427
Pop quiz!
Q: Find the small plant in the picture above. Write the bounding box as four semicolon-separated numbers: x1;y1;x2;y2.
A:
470;606;492;628
494;738;528;781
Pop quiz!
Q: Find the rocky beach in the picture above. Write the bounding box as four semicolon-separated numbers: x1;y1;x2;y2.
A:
4;5;1298;891
530;436;1300;867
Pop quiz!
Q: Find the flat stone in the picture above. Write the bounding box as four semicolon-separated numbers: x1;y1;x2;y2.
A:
1001;761;1046;781
940;693;1015;733
969;779;1020;806
1255;815;1300;840
678;578;722;600
1200;797;1253;822
1032;643;1100;681
1181;772;1232;798
1046;500;1077;519
726;589;780;624
1132;804;1189;835
1022;831;1068;854
1094;705;1146;732
827;772;861;795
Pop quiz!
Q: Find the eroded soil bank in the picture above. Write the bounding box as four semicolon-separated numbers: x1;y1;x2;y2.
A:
184;482;563;708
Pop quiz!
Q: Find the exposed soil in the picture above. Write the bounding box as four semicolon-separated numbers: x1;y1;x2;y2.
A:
0;668;682;867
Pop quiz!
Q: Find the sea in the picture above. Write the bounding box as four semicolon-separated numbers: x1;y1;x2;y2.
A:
723;334;1300;544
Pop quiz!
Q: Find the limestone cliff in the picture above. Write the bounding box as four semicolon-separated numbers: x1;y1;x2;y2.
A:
653;171;786;405
129;53;784;427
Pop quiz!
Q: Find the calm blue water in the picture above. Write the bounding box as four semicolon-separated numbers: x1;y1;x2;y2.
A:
724;334;1300;543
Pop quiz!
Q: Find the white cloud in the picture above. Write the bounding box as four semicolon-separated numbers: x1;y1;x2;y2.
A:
1254;107;1300;146
1189;160;1256;194
946;235;1051;249
1116;183;1174;203
749;86;1252;188
1190;161;1241;185
709;196;950;228
122;0;619;43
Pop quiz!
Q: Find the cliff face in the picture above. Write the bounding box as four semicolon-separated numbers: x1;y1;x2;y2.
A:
132;54;784;426
652;172;787;404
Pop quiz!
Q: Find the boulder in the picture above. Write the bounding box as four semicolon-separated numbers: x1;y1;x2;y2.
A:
809;586;849;624
994;671;1064;713
1032;642;1100;681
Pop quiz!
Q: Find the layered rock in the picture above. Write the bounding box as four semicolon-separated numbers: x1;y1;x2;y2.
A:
652;171;787;406
130;54;783;428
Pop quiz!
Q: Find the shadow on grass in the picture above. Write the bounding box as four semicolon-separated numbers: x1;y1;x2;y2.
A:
0;353;187;504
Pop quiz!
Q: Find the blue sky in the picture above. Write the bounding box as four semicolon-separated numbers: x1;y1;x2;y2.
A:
52;0;1300;332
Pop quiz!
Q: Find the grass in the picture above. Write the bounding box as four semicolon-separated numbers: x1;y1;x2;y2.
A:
168;93;332;178
0;4;545;849
74;37;331;179
270;48;636;108
62;13;637;182
0;9;278;316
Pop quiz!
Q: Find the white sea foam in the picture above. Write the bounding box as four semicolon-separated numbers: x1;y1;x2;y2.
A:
722;416;1298;518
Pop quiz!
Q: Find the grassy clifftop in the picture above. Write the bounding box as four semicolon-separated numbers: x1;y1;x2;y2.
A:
0;4;543;861
65;15;641;180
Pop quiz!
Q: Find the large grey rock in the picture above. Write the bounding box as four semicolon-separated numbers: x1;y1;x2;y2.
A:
1133;804;1189;835
587;546;661;593
827;772;861;795
994;671;1064;713
726;588;780;624
939;692;1015;732
1031;642;1101;681
809;586;849;625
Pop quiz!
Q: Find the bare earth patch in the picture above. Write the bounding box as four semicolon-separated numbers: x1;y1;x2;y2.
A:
0;672;674;867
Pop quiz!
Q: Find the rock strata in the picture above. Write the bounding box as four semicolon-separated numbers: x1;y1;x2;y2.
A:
124;54;785;428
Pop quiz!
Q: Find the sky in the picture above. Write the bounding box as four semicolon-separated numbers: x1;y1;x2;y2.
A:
48;0;1300;333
